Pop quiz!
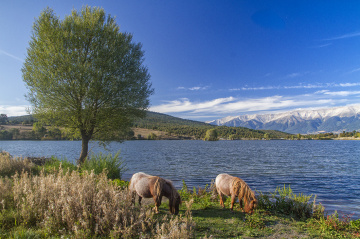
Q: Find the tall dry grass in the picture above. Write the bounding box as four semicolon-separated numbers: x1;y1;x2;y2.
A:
0;151;33;178
1;166;194;238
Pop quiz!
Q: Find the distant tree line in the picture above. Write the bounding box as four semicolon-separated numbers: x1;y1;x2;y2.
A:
0;114;135;140
6;111;359;140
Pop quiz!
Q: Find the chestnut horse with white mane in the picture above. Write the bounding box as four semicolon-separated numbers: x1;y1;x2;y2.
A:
129;172;181;215
215;173;257;213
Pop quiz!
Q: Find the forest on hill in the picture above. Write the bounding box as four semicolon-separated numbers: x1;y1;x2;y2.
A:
1;112;291;140
133;112;290;139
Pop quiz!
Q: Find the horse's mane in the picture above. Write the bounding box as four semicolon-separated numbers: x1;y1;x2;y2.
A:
152;177;181;214
231;177;256;206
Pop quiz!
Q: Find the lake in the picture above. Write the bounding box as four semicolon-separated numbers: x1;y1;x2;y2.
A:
1;140;359;218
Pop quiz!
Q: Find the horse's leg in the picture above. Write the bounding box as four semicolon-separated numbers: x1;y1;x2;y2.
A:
153;195;161;213
130;192;136;205
217;188;225;208
138;196;142;206
220;193;226;208
230;194;236;211
239;198;244;212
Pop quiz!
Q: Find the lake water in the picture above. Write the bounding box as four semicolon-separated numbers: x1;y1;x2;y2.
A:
1;140;359;219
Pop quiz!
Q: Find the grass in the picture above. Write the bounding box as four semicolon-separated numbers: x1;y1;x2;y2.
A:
1;150;360;238
174;180;360;238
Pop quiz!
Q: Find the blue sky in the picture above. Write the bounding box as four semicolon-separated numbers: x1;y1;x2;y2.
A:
1;1;360;121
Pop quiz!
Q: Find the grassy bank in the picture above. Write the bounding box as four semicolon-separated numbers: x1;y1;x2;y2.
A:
0;151;359;238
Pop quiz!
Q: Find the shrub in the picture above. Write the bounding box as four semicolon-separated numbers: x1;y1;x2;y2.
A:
307;212;360;238
147;132;157;140
204;129;218;141
179;180;217;210
257;185;314;219
81;151;126;180
37;157;78;175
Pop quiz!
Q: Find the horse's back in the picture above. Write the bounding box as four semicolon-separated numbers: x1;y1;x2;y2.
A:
216;173;236;196
134;177;154;198
129;172;152;192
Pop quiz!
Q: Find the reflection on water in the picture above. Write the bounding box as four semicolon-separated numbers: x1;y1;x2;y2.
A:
1;140;359;218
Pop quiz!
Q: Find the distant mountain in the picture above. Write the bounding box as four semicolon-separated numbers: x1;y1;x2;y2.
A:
207;105;360;134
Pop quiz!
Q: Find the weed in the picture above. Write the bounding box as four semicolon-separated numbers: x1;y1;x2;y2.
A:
257;184;314;219
307;211;360;238
245;211;266;229
81;151;126;180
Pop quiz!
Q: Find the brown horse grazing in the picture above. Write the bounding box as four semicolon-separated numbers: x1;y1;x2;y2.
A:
129;172;181;215
215;173;257;213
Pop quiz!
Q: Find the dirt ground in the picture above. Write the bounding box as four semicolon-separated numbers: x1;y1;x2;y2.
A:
0;124;33;133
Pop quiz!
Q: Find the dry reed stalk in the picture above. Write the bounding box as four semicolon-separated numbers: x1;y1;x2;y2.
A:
0;176;12;210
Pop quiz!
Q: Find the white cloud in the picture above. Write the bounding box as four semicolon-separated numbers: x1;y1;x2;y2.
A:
324;31;360;41
150;97;235;113
233;82;360;91
0;49;23;62
313;43;332;48
285;72;301;78
347;68;360;74
0;105;28;116
177;86;209;91
320;90;360;96
150;94;339;118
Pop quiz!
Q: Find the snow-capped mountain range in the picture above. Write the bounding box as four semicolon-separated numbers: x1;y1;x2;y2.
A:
207;104;360;134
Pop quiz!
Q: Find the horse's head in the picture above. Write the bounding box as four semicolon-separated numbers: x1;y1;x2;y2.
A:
170;190;182;215
244;198;257;214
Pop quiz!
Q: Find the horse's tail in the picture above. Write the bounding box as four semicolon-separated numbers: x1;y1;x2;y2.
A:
153;177;164;206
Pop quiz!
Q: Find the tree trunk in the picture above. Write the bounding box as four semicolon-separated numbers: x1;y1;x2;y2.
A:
78;136;90;165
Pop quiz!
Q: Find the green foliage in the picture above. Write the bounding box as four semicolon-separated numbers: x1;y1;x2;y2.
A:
81;151;126;180
36;157;78;175
307;212;360;238
111;179;129;189
245;211;266;229
147;132;157;140
22;6;153;162
179;180;216;210
1;151;126;181
0;114;8;125
0;130;13;140
257;185;314;219
133;112;291;140
204;128;218;141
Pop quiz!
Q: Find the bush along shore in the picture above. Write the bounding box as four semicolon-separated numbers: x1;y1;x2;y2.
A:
0;150;359;238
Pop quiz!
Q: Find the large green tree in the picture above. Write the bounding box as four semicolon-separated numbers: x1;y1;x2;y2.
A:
22;6;153;164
